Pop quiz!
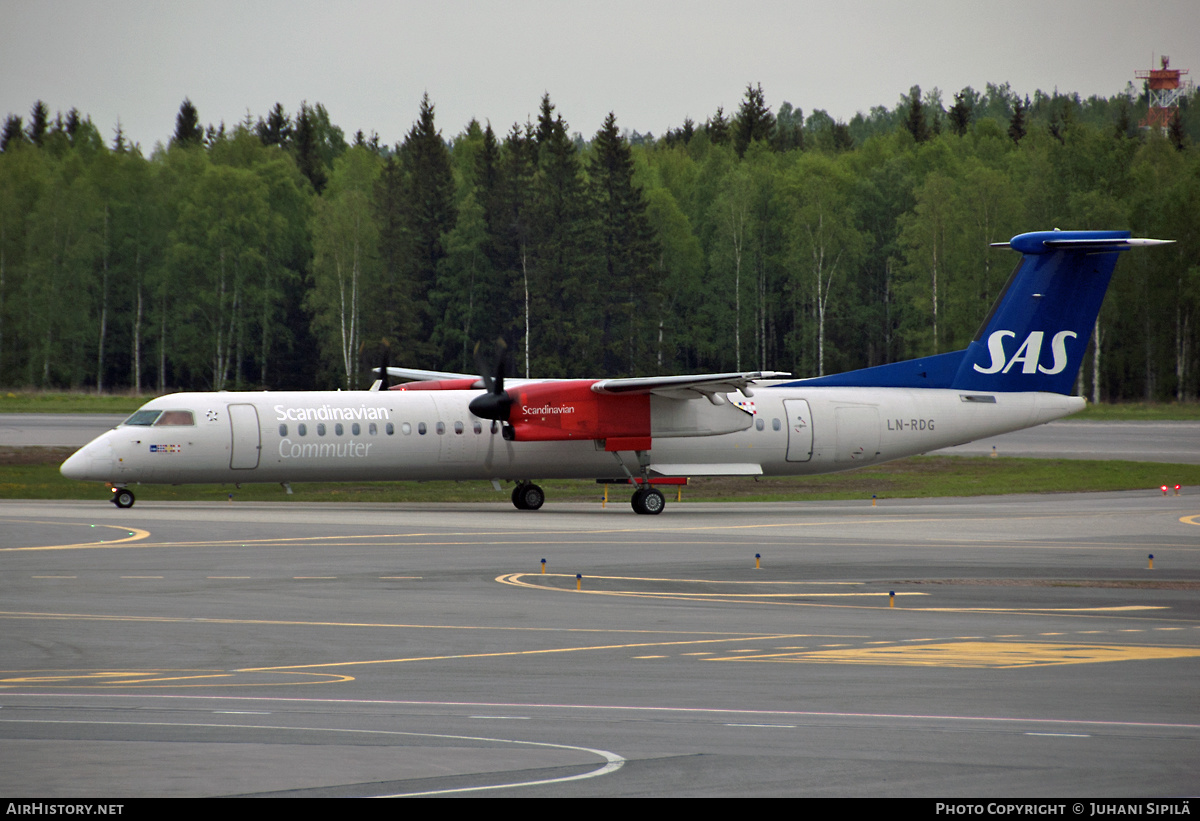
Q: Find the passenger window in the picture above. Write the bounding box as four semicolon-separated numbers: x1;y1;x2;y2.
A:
317;423;326;436
279;424;287;436
386;422;395;435
418;422;427;435
401;422;410;435
352;423;361;435
755;418;765;431
473;421;482;434
298;423;307;436
436;422;445;435
454;421;463;434
335;423;344;436
772;418;781;431
369;423;377;435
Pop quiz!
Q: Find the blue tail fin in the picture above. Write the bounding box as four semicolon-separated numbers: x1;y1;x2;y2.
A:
785;230;1170;395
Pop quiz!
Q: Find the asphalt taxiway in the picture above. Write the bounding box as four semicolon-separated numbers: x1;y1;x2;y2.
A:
1;492;1197;797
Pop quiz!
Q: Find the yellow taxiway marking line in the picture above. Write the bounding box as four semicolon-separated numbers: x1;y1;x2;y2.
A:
100;673;237;685
240;633;834;673
0;522;151;552
0;669;357;688
913;606;1167;612
0;609;820;638
1179;514;1200;526
510;574;863;586
496;573;924;599
708;642;1200;668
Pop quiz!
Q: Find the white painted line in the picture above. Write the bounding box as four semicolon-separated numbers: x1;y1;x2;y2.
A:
725;723;797;729
0;716;626;797
1025;732;1091;737
469;715;530;720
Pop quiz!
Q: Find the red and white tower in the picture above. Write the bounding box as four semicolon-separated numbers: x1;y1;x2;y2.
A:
1136;55;1189;130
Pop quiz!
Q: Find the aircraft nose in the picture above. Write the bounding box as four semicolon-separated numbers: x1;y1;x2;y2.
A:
60;436;115;481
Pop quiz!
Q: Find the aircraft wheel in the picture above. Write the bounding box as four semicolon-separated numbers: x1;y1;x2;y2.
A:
640;487;665;515
112;488;135;509
632;487;664;515
514;483;545;511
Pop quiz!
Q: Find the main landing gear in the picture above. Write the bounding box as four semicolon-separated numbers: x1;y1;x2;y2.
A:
612;449;667;515
111;487;135;509
511;482;545;511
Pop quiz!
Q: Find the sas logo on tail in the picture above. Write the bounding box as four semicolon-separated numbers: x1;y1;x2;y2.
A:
973;330;1077;375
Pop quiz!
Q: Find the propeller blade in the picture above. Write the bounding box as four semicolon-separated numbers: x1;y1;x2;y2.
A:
468;338;513;423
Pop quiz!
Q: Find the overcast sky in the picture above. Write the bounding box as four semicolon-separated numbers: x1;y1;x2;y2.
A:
2;0;1197;152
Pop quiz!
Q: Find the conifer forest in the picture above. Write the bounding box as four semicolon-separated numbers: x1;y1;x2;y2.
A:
1;83;1198;401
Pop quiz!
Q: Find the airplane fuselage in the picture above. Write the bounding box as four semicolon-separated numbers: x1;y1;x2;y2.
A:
61;386;1083;487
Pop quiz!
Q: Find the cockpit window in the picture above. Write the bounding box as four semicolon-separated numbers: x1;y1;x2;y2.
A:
154;410;195;426
123;410;162;426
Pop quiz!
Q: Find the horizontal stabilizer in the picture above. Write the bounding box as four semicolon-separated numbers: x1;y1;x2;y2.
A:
991;232;1174;254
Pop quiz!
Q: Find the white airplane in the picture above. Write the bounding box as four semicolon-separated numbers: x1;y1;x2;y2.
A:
61;230;1169;514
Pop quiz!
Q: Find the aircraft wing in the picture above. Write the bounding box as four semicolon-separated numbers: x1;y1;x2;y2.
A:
590;371;791;400
382;366;481;383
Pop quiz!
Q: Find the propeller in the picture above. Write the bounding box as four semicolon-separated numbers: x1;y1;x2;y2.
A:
468;339;513;431
367;339;392;391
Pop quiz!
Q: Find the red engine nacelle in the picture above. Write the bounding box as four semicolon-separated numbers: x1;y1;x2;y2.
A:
506;380;651;450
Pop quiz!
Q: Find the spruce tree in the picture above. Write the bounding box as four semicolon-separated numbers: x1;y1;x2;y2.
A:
1;115;25;151
293;102;327;193
28;101;48;146
590;112;659;373
257;103;291;148
948;91;972;136
1168;108;1187;151
706;107;731;145
904;86;929;143
832;121;854;152
733;83;775;157
525;98;594;375
64;108;81;143
376;93;457;361
1008;96;1027;144
172;98;204;148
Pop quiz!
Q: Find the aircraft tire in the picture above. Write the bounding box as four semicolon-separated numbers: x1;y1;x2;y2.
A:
640;487;665;515
631;487;665;515
113;488;135;509
515;483;545;511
